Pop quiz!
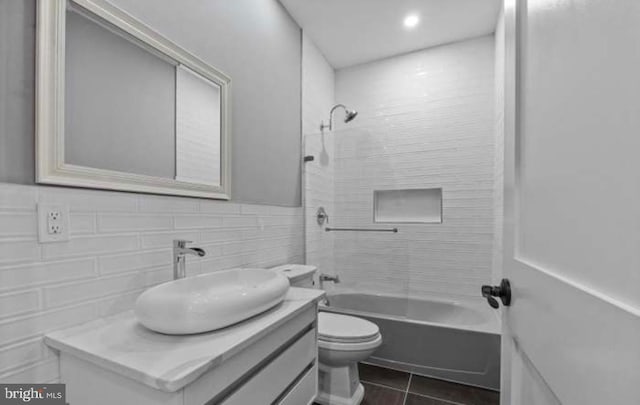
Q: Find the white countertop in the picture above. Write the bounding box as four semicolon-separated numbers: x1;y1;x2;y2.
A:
45;287;324;392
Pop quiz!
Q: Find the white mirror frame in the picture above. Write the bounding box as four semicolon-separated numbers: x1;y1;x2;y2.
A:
36;0;232;199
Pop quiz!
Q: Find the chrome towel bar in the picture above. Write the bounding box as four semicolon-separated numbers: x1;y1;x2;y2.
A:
325;227;398;233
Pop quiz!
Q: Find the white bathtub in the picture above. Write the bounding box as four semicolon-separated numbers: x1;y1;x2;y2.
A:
322;291;501;390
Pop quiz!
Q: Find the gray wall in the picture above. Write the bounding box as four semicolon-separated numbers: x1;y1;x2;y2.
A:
0;0;302;206
0;0;35;184
65;10;176;178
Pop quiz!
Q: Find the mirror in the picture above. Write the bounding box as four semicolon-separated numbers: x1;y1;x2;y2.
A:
36;0;231;199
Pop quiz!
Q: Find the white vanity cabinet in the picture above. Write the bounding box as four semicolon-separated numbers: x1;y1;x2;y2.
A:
46;288;324;405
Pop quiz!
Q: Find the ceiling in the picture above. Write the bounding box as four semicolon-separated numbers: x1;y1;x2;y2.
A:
279;0;502;69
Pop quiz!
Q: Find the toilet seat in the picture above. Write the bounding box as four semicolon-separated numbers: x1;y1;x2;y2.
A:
318;312;380;344
318;333;382;352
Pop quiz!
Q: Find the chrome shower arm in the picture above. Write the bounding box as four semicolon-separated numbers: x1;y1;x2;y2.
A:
320;104;345;132
328;104;346;132
320;104;354;132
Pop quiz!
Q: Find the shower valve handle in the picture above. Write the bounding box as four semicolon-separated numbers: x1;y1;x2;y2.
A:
481;279;511;309
316;207;329;226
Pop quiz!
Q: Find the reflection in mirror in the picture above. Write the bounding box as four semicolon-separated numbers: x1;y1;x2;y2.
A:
36;0;231;199
176;66;221;186
65;7;177;178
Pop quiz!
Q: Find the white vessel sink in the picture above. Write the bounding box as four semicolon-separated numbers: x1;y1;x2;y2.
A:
134;268;290;335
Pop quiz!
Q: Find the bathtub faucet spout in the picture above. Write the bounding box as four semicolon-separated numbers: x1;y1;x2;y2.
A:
319;273;340;289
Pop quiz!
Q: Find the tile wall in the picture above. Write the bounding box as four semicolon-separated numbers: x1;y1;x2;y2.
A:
0;183;303;382
302;33;336;278
330;36;497;299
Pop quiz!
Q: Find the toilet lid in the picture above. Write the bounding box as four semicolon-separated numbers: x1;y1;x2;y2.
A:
318;312;380;343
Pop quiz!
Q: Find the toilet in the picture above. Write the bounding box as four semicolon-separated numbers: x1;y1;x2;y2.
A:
271;264;382;405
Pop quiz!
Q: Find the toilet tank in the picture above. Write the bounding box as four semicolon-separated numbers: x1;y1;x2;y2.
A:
270;264;317;288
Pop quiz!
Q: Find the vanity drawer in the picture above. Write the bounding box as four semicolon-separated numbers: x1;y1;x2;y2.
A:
185;306;316;405
220;329;316;405
277;364;318;405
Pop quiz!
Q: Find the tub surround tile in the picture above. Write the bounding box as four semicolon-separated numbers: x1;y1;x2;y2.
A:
359;363;410;391
44;288;324;392
331;36;497;299
302;32;336;299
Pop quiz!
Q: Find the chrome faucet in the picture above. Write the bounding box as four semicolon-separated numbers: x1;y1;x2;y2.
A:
173;240;206;280
319;273;340;289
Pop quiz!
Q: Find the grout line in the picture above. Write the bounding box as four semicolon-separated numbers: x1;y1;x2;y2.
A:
402;374;412;405
407;391;467;405
362;364;499;405
360;380;407;394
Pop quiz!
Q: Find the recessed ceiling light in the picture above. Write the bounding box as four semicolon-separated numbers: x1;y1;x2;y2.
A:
403;14;420;29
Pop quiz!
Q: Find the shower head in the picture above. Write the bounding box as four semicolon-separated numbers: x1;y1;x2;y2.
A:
320;104;358;131
344;109;358;123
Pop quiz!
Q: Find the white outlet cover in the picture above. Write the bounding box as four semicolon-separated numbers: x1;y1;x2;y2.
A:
38;203;70;243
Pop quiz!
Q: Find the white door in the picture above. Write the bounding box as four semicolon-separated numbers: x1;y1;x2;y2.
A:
500;0;640;404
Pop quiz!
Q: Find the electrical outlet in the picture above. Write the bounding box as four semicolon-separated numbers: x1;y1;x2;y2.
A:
38;204;70;243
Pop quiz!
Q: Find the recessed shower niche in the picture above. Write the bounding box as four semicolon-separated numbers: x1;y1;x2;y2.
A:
373;188;443;224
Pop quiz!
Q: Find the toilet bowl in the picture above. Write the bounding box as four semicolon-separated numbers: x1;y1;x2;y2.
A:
315;312;382;405
270;264;383;405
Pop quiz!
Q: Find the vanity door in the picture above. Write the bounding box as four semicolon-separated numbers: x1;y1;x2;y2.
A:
219;330;316;405
183;305;319;405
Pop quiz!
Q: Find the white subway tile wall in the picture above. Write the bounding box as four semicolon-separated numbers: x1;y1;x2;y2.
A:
302;33;336;279
330;36;497;299
0;183;303;382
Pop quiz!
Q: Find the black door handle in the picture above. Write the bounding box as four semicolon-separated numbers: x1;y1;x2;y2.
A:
481;279;511;309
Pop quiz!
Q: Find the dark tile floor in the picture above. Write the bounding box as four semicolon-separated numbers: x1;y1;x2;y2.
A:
317;363;500;405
